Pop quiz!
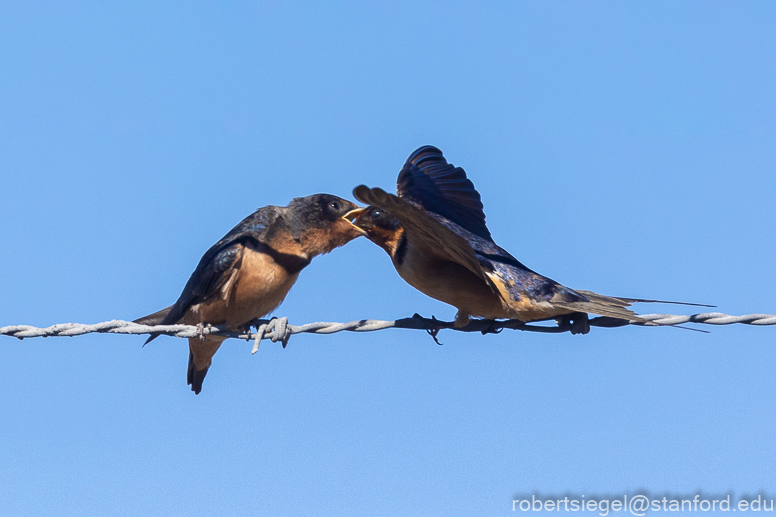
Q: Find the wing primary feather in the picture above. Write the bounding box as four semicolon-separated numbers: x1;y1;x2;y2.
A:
395;146;492;241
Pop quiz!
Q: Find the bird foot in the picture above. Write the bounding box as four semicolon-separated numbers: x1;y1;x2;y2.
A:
480;320;504;335
454;311;471;328
557;312;590;335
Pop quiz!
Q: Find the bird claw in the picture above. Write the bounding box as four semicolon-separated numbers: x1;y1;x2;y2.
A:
557;313;590;335
480;320;503;335
454;310;471;329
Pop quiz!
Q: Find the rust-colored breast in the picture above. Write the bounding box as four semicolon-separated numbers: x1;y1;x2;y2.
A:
395;236;506;319
185;242;301;330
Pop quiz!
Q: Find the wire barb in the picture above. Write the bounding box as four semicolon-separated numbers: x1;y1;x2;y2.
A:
1;311;774;346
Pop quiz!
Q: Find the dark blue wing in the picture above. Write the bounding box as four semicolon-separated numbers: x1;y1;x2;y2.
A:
159;206;283;325
425;210;584;305
397;146;492;241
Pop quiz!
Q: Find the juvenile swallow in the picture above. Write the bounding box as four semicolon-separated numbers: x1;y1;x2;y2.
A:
350;146;702;333
135;194;364;394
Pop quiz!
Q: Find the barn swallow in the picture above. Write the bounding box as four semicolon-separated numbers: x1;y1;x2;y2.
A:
135;194;364;394
350;146;704;333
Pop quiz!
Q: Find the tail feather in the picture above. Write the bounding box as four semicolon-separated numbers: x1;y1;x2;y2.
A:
187;350;208;395
133;305;174;345
133;305;173;325
552;290;645;322
553;289;712;323
552;300;646;322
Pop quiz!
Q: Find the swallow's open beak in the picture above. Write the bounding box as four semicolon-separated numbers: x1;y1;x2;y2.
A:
344;207;366;222
342;208;367;235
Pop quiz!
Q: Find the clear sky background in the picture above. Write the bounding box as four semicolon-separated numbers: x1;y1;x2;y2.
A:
1;2;774;516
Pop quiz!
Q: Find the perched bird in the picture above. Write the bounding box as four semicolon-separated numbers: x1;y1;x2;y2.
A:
135;194;364;394
350;146;702;333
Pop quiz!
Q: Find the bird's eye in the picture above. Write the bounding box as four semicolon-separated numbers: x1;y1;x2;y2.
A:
371;209;382;219
329;201;341;211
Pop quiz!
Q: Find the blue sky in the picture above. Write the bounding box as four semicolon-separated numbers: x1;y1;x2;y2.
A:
1;2;774;515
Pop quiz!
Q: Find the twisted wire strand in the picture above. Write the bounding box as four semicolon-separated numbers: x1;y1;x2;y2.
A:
1;312;774;348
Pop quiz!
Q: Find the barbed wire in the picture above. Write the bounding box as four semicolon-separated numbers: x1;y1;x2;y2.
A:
1;312;773;351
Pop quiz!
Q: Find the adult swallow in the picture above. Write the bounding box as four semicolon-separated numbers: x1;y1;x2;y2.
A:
135;194;364;394
350;146;701;333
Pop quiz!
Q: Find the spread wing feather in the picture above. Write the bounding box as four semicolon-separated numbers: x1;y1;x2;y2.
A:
396;146;492;241
353;185;498;292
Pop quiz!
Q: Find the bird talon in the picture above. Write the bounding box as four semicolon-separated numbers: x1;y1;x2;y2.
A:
557;313;590;335
454;310;471;329
481;320;503;335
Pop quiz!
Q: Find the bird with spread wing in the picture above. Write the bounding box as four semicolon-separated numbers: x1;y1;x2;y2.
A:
349;145;705;333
